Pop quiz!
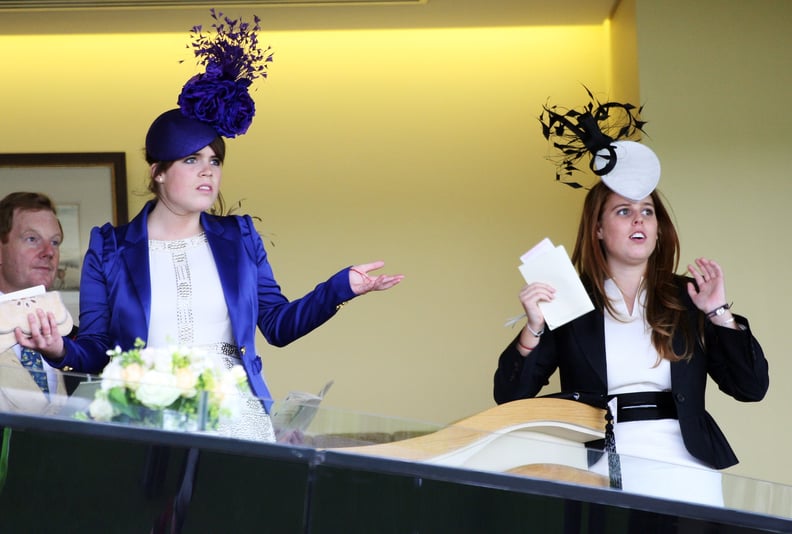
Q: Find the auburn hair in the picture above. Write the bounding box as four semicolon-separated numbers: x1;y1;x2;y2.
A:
570;182;696;362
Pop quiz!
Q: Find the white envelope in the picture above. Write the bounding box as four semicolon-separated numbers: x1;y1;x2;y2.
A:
518;239;594;330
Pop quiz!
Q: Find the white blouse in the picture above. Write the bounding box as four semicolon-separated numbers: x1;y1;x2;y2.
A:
146;233;275;443
603;278;671;395
147;233;233;348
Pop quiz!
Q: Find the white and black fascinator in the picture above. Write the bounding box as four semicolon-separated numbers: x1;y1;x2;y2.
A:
539;86;660;201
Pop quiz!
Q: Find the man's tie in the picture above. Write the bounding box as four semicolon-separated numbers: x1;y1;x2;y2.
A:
19;348;49;394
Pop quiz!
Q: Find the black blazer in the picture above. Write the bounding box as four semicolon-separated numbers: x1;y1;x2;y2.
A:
494;277;769;469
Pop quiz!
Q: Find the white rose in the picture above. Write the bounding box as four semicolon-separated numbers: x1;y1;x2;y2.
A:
139;347;157;368
88;396;114;421
183;353;205;377
135;370;181;409
101;359;124;391
152;349;174;374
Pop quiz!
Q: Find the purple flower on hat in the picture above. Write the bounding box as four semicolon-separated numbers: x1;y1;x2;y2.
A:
177;9;272;138
178;75;255;138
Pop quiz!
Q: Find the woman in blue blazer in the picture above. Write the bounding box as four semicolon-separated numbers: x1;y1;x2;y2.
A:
28;109;401;423
22;17;402;426
28;113;401;425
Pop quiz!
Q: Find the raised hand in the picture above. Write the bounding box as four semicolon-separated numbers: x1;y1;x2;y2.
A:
686;257;728;314
517;282;554;348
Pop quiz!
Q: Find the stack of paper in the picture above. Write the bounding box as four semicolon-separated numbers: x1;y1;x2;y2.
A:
518;238;594;330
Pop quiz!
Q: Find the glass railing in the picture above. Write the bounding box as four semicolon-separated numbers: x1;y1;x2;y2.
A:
1;362;790;522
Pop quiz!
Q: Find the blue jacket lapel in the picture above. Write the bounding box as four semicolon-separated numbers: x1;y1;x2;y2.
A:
120;202;153;337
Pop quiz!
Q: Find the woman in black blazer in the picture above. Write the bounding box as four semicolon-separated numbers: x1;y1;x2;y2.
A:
494;96;768;505
494;181;768;505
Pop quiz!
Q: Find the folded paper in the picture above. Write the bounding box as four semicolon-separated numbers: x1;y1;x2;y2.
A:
518;238;594;330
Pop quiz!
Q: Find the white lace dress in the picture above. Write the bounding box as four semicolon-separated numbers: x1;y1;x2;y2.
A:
589;279;724;506
148;233;275;443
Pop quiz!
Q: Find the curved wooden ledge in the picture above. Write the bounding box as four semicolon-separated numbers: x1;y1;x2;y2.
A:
331;398;606;463
507;463;609;487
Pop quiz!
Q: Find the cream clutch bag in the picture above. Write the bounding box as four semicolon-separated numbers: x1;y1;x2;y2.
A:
0;291;74;354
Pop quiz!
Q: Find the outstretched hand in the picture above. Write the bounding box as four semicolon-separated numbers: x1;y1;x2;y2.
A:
348;261;404;295
686;257;728;313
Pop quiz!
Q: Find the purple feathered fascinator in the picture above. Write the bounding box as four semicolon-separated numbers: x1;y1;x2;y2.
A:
146;9;273;162
179;9;272;138
539;86;660;201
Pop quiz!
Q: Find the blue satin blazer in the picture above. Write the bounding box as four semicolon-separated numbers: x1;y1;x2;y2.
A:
53;201;356;410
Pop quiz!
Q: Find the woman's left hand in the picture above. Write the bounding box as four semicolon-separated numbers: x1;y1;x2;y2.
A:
349;261;405;295
686;257;728;313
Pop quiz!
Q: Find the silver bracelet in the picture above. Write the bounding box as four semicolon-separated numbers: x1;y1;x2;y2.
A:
526;323;545;337
706;302;732;319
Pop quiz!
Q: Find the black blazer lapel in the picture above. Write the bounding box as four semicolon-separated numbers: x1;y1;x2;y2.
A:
570;310;608;388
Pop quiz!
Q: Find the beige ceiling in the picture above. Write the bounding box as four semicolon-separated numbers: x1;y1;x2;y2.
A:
0;0;618;34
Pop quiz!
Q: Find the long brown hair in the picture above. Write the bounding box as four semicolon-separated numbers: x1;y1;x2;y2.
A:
571;182;695;362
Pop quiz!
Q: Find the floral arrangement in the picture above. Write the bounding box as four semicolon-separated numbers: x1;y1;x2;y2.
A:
178;8;273;138
82;338;250;432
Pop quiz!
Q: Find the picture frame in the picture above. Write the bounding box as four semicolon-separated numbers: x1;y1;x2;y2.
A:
0;152;128;319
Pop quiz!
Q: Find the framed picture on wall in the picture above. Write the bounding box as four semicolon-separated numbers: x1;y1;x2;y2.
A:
0;152;128;319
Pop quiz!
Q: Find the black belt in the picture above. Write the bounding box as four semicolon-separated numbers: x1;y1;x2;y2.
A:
610;391;677;423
